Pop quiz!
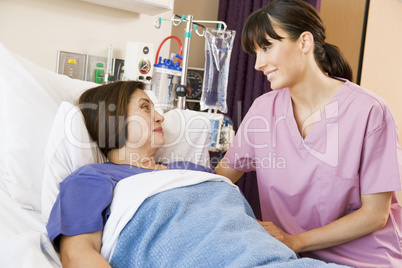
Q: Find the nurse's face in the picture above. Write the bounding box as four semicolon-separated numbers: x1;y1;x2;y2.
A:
125;90;165;150
254;27;304;90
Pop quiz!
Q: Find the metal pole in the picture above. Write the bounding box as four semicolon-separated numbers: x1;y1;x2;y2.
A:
176;15;193;109
181;15;192;87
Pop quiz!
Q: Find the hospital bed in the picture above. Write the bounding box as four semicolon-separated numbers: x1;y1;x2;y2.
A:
0;42;211;267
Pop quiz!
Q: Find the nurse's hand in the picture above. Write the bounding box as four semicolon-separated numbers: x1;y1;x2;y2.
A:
258;192;392;253
257;220;300;252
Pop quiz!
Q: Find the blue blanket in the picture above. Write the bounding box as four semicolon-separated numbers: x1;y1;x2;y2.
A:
109;181;348;267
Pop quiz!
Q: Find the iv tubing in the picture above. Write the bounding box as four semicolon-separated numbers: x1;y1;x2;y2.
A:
155;36;183;64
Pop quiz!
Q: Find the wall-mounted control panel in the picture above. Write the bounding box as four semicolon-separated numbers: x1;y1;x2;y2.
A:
56;51;87;80
57;51;124;84
57;43;154;85
86;55;107;84
123;42;154;85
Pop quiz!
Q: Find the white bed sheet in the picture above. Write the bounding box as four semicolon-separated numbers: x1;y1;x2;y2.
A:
0;179;61;268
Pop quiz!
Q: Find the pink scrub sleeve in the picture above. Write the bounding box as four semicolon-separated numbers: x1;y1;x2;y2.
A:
359;106;402;195
224;103;258;172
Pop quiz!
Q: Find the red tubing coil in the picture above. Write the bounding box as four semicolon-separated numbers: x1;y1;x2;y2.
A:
155;36;183;64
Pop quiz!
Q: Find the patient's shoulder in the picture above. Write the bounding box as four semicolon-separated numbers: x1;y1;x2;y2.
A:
63;163;121;184
72;163;109;176
60;163;109;185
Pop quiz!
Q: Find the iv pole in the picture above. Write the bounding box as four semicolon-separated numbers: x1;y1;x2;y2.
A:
154;15;228;109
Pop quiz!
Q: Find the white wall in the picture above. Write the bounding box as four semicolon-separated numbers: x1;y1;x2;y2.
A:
0;0;174;72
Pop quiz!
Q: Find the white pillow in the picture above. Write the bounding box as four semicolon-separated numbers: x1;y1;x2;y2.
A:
41;101;210;221
41;102;106;221
0;70;5;177
0;43;98;211
155;109;210;166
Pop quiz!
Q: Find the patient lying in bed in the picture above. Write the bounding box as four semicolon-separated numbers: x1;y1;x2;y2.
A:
46;81;348;267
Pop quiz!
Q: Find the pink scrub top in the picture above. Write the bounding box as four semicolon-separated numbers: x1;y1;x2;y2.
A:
224;80;402;267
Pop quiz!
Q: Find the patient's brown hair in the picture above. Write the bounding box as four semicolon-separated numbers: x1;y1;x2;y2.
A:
78;81;145;157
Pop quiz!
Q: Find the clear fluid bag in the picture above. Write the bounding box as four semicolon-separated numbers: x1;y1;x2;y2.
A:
200;28;236;113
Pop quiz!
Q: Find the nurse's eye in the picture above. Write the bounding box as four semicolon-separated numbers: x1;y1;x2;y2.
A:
263;45;271;52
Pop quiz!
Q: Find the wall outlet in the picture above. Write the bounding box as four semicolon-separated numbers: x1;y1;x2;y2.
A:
86;55;107;83
57;51;87;80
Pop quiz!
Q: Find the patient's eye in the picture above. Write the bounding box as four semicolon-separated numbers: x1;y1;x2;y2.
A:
141;103;150;110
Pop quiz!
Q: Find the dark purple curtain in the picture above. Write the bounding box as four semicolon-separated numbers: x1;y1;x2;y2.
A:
217;0;321;220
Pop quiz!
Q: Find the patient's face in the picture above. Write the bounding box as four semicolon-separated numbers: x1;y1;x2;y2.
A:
125;90;165;151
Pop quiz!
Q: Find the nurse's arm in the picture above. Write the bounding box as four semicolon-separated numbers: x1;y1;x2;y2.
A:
215;158;244;184
59;231;111;268
292;191;392;253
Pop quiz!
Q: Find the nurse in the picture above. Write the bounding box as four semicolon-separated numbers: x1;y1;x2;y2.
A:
215;0;402;267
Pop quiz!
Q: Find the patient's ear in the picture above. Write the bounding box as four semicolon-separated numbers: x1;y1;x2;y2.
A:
299;31;314;54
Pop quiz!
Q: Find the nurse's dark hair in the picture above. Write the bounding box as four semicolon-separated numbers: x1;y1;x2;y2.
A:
242;0;352;80
78;80;145;157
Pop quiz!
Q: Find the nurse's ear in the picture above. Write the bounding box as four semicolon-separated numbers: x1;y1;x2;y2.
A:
298;31;314;54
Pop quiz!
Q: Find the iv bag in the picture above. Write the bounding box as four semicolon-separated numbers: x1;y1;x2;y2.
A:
200;28;236;113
